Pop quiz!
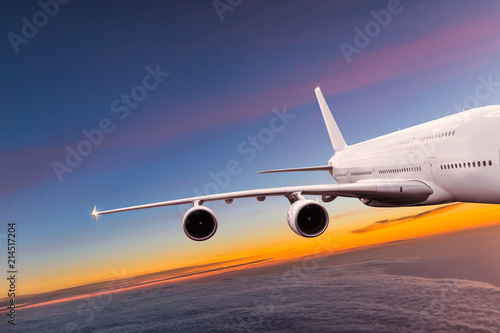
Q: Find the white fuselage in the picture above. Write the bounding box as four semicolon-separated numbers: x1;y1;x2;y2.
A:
329;105;500;206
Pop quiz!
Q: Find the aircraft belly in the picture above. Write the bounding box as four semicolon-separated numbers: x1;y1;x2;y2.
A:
437;171;500;204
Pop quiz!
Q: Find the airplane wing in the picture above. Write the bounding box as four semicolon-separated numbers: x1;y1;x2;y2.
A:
92;180;432;240
91;88;434;241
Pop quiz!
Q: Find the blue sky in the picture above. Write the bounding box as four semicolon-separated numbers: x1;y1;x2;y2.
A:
1;0;500;294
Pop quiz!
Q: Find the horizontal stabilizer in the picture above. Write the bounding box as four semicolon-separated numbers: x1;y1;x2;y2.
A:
257;165;332;174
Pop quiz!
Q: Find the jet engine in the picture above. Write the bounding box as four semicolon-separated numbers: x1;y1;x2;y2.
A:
287;199;329;237
182;206;218;241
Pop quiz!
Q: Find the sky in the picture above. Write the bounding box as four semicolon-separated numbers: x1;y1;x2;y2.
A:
1;0;500;296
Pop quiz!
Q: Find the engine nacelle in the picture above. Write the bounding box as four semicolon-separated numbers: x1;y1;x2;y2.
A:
287;199;329;237
182;206;218;241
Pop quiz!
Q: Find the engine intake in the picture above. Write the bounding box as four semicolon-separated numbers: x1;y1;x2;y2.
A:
182;206;218;241
287;199;329;237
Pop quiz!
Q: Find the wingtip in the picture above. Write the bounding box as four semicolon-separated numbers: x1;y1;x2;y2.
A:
92;206;99;222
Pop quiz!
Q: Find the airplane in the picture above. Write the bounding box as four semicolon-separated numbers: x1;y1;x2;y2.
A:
92;87;500;241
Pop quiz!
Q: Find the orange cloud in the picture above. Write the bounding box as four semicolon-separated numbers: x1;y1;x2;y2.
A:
5;202;500;311
350;203;462;234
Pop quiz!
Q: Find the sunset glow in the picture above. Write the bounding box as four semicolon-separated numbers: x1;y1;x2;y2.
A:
2;2;500;321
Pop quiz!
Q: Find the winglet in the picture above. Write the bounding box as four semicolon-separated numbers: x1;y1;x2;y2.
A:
315;87;347;152
92;206;99;222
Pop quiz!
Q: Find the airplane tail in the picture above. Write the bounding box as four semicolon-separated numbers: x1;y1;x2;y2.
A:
256;88;346;175
315;87;347;153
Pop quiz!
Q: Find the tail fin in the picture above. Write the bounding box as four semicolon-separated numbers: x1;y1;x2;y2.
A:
315;87;347;153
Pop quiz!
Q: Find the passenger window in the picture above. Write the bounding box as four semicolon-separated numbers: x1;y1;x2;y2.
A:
489;160;493;166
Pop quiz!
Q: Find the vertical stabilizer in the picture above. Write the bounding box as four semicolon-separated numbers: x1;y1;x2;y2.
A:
314;87;347;152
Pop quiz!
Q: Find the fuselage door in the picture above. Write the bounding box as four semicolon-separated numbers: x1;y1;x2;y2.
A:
429;157;439;179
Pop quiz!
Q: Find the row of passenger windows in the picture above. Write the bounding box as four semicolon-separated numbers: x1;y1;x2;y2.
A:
377;129;457;152
341;159;494;177
351;171;373;176
388;141;410;148
441;160;492;170
420;130;455;142
379;166;422;174
378;140;411;151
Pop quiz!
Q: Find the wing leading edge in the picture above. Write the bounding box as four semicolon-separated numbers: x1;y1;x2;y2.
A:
92;180;432;220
